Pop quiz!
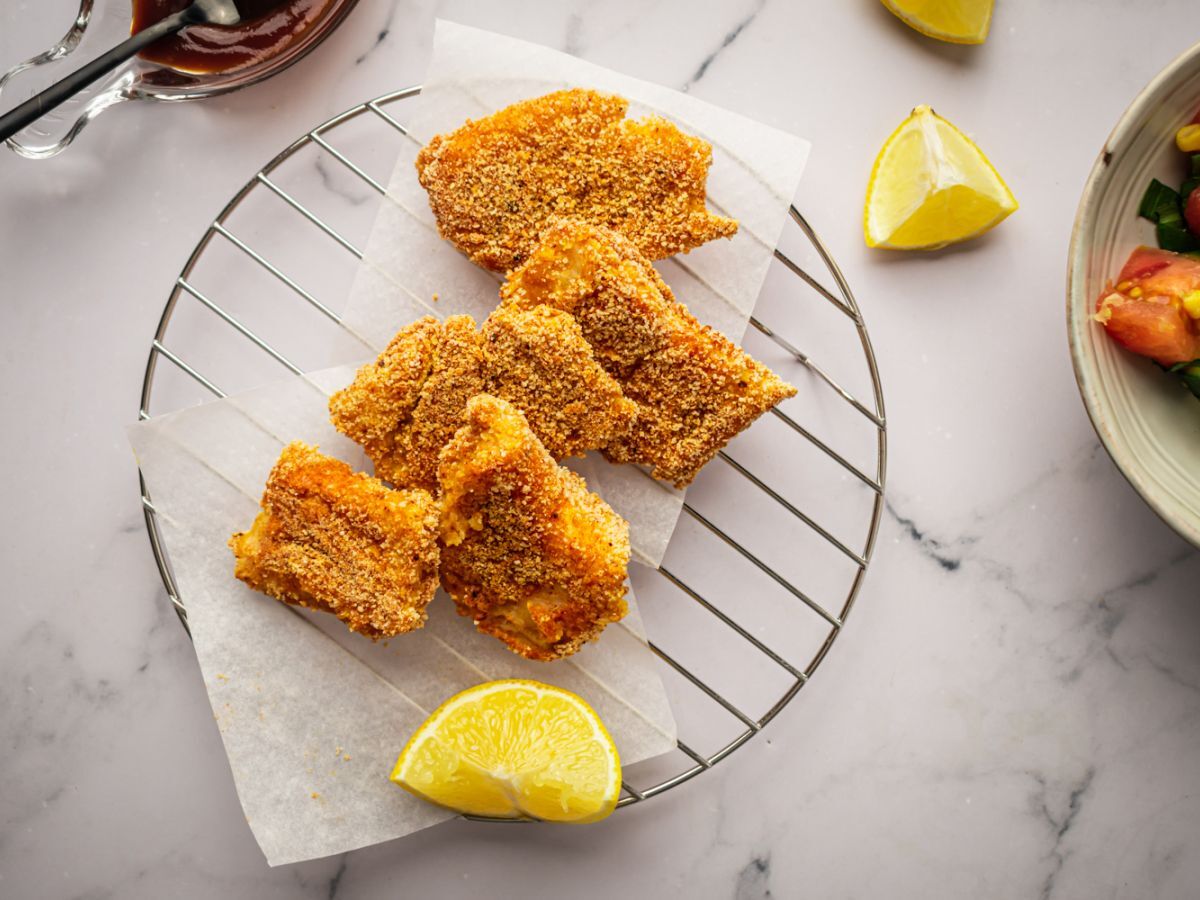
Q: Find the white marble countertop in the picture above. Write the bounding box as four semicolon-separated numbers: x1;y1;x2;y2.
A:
3;1;1200;897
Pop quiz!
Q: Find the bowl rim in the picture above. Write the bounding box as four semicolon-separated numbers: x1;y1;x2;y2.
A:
1066;37;1200;550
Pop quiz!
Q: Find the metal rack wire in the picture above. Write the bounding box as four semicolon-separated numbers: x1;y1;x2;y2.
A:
138;87;887;810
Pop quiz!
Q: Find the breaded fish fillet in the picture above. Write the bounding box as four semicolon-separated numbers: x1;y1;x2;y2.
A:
329;315;485;493
415;88;738;272
229;442;440;640
437;394;629;661
501;219;797;487
331;309;636;486
482;305;636;459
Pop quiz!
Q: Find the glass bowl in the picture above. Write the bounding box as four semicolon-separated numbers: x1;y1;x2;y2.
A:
1067;38;1200;549
0;0;359;159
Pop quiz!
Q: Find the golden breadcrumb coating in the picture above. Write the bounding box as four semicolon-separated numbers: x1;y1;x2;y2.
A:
501;220;797;487
228;442;440;640
415;88;738;272
437;394;630;661
329;316;485;493
331;309;637;485
482;305;636;459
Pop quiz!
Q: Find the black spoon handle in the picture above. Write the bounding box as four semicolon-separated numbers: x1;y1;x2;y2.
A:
0;6;200;144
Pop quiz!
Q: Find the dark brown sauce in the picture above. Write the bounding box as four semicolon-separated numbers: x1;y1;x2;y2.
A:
131;0;343;74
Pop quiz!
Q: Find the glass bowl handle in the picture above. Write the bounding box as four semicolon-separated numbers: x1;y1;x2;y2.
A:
1;0;137;159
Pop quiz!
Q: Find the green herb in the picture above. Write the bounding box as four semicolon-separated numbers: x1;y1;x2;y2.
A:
1156;220;1199;251
1140;176;1197;249
1191;154;1200;178
1158;205;1185;226
1139;178;1180;221
1169;359;1200;400
1181;176;1200;200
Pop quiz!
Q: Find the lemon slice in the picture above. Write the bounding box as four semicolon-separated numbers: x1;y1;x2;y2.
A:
880;0;993;44
864;105;1017;250
391;679;621;823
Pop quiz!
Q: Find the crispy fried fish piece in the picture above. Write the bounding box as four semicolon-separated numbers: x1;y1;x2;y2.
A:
331;309;635;485
329;316;485;493
482;305;636;459
501;219;797;487
437;394;629;661
415;88;738;272
229;442;440;640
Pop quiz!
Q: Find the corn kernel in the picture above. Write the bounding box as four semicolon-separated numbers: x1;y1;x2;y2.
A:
1129;287;1143;298
1117;280;1133;292
1176;124;1200;153
1183;290;1200;319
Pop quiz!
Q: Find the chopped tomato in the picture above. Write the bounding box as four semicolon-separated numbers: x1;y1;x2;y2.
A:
1095;246;1200;366
1186;187;1200;235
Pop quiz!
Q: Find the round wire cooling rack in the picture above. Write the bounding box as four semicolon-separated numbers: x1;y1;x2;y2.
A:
138;87;887;811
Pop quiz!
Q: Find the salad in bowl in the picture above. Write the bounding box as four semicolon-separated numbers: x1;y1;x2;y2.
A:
1068;40;1200;548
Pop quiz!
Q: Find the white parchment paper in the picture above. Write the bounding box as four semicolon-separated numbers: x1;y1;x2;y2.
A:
342;19;811;567
129;366;677;866
129;23;811;864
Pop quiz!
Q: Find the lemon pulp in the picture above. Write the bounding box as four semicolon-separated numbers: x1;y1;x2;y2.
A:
880;0;993;44
391;679;621;823
864;105;1017;251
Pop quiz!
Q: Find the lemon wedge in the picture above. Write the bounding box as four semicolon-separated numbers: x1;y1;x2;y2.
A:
864;105;1017;250
391;679;621;823
880;0;993;44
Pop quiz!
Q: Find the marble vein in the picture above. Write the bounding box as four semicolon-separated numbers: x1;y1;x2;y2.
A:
1035;767;1096;900
313;154;372;207
353;0;402;66
326;853;349;899
733;853;772;900
563;12;584;56
885;499;971;572
682;0;766;91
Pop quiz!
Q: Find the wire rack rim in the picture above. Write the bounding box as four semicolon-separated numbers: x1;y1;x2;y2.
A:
136;85;887;819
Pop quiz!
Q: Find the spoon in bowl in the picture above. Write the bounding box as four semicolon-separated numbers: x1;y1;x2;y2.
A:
0;0;242;143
